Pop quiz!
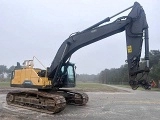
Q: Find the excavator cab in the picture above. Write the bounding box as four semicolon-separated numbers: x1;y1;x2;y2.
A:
56;62;76;88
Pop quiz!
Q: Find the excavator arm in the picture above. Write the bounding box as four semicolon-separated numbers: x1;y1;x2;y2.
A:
48;2;150;90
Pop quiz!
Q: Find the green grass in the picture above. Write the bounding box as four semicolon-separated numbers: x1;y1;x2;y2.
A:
0;82;10;87
75;82;125;92
0;82;129;92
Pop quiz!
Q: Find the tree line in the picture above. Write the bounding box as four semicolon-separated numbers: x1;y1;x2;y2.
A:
98;50;160;87
0;65;15;81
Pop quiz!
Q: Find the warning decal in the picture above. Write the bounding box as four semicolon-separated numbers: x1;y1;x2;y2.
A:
127;45;132;53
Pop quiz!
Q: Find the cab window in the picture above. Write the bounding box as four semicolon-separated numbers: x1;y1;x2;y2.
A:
67;65;75;82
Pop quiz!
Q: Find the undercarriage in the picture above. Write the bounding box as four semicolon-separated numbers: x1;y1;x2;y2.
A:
6;89;88;114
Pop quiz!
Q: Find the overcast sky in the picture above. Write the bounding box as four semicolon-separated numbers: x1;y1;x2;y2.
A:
0;0;160;74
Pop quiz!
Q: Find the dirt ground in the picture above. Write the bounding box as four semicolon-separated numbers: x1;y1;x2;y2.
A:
0;86;160;120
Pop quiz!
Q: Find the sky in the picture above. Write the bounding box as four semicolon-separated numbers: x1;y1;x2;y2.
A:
0;0;160;74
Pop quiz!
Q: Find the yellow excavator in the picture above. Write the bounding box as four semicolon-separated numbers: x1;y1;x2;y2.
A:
6;2;152;114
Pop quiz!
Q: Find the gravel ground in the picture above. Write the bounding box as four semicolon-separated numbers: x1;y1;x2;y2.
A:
0;86;160;120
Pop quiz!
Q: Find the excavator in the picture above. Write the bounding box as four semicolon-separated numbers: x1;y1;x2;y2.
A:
6;2;152;114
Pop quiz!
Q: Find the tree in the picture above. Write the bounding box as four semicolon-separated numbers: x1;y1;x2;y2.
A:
149;50;160;68
0;65;7;79
7;65;15;78
7;66;15;73
141;50;160;87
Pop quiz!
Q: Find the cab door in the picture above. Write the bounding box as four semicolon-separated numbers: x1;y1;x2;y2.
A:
62;63;76;87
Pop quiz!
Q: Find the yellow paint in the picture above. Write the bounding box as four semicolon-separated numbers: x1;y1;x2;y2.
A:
127;45;132;53
11;67;51;88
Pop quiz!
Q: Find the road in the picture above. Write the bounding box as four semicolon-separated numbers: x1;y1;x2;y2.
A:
0;86;160;120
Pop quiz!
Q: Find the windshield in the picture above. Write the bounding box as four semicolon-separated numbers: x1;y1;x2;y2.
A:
67;65;75;82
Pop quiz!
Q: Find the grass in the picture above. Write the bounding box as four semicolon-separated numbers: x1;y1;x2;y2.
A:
75;82;125;92
0;82;130;92
0;82;10;87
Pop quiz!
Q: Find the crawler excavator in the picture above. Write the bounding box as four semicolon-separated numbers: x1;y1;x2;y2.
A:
6;2;152;114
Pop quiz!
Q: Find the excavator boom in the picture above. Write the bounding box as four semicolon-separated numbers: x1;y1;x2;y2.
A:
48;2;150;89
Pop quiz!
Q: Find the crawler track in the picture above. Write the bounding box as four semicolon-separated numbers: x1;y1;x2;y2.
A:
57;89;89;106
6;90;66;114
6;89;89;114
